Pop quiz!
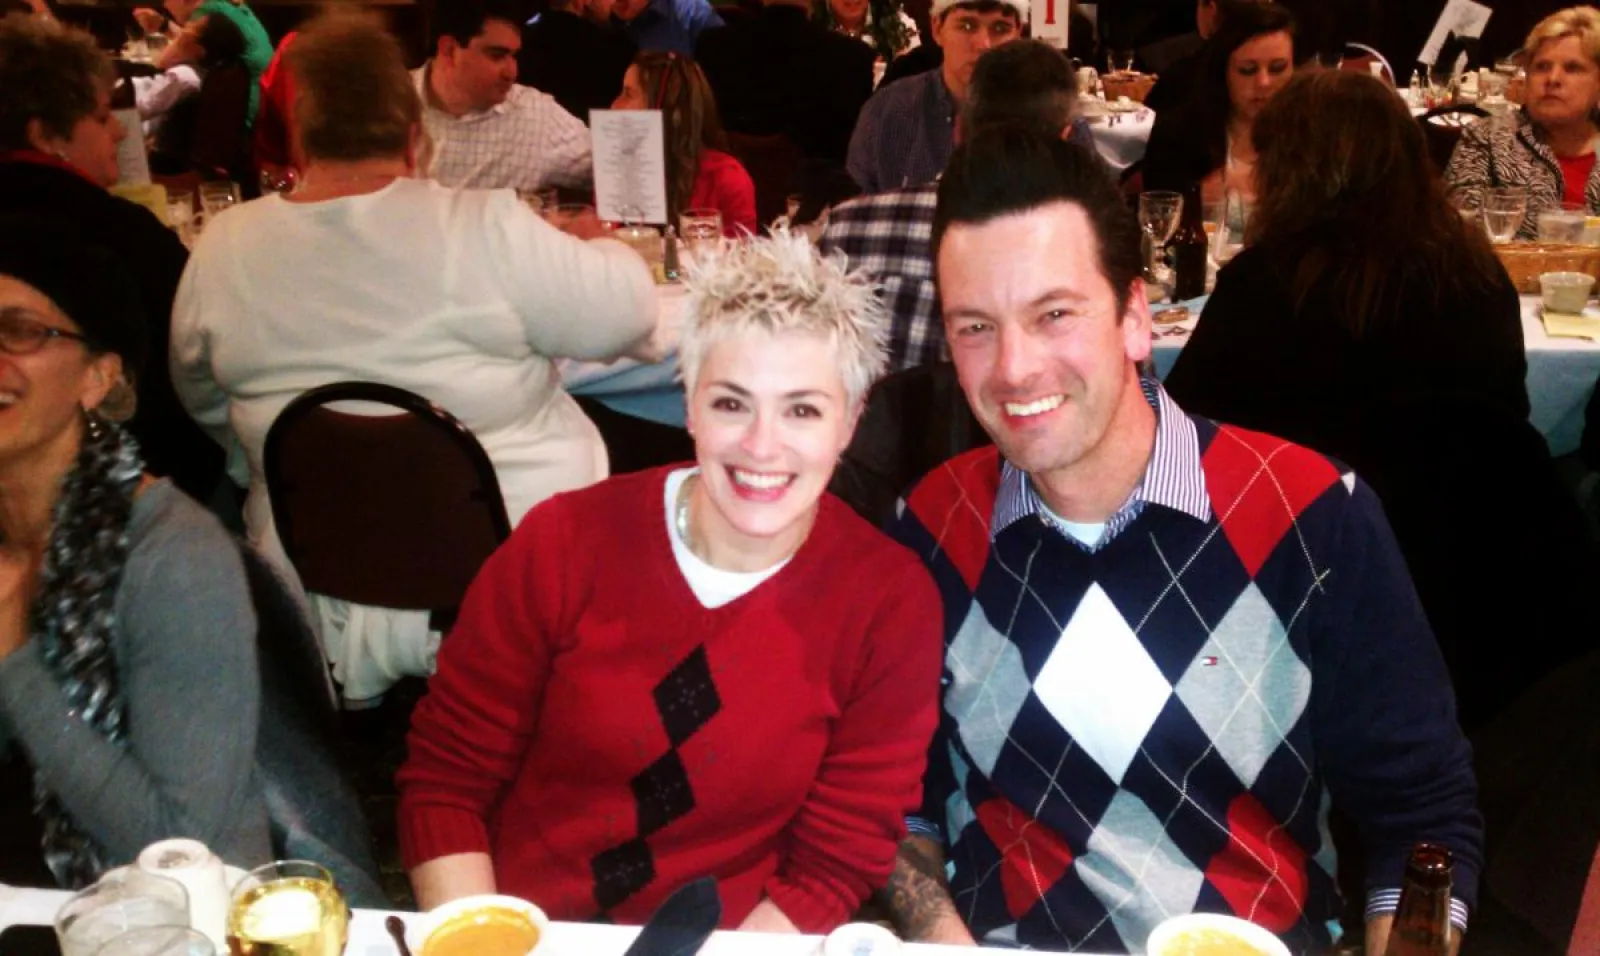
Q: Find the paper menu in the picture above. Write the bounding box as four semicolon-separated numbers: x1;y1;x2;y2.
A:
1419;0;1492;70
590;109;669;225
113;107;151;186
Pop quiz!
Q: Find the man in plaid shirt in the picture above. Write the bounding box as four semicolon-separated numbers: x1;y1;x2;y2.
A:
820;41;1104;373
414;0;592;191
878;130;1482;954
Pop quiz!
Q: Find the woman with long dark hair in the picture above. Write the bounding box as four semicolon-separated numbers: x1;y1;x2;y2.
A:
1141;2;1295;214
611;51;756;235
1166;71;1597;731
1167;70;1525;422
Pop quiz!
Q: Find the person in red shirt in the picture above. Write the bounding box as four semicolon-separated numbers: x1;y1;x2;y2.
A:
612;51;758;235
1445;6;1600;237
397;232;942;933
251;31;297;186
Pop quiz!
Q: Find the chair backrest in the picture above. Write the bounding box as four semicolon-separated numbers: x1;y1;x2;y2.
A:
1341;42;1395;85
829;363;992;525
263;382;512;618
726;131;803;230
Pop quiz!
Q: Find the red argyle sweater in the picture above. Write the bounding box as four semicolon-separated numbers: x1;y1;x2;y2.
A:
889;419;1483;953
397;467;942;931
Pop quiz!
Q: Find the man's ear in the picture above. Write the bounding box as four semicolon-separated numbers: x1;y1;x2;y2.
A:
24;117;60;156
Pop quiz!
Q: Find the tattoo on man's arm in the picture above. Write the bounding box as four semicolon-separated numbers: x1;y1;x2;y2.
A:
876;840;961;941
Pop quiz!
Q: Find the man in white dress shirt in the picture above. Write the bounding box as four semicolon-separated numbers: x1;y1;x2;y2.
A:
415;0;593;190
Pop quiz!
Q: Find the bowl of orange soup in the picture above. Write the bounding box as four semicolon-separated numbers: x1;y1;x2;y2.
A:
1145;913;1292;956
412;895;548;956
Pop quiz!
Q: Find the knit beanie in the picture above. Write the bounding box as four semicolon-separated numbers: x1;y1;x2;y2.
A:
0;219;148;378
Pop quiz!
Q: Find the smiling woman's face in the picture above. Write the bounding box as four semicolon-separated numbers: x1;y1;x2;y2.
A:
685;328;857;569
0;277;118;472
1526;34;1600;130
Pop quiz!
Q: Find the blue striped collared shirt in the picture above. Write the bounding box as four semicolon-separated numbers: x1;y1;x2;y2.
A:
990;378;1212;549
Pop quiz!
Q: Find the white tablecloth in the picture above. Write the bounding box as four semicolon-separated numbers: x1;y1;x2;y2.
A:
0;884;1085;956
1148;294;1599;456
1090;108;1155;173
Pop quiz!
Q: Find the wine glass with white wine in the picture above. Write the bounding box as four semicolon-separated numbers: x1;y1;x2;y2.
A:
227;862;347;956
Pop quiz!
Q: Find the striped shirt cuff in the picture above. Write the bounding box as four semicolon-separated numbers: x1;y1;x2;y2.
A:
905;815;944;842
1365;888;1469;933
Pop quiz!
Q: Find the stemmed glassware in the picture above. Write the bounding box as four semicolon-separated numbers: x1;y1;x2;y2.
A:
1138;191;1184;288
679;207;724;260
1481;187;1528;244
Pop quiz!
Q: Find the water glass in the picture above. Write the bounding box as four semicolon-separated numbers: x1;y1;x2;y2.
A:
1110;49;1135;74
197;182;241;232
1481;187;1527;244
228;861;347;956
1202;200;1239;266
680;207;724;258
57;871;190;956
1537;209;1586;243
166;194;196;247
94;927;214;956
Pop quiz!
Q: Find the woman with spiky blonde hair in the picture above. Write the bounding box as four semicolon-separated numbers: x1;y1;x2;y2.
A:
400;232;942;936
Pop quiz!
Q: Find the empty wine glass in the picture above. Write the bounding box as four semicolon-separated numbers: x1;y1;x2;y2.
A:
196;181;241;234
1138;191;1183;283
1481;187;1528;244
679;207;724;259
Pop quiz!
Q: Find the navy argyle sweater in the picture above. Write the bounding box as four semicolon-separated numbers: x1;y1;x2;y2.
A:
889;415;1483;954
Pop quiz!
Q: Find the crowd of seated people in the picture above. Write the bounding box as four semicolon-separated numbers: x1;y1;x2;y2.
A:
4;0;1600;954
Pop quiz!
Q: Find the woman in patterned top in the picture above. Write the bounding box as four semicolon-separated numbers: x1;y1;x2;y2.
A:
1445;6;1600;238
812;0;919;62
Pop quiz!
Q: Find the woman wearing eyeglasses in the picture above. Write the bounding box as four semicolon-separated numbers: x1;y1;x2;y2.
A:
0;225;382;898
0;14;222;507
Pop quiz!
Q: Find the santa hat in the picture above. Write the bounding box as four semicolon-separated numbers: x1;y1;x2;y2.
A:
930;0;1029;25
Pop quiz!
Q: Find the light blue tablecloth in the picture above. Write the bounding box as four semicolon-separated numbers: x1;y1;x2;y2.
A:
563;294;1599;458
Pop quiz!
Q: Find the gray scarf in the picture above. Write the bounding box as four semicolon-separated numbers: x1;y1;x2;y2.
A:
30;413;144;888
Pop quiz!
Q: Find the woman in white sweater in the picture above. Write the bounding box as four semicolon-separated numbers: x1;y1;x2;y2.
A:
171;11;657;704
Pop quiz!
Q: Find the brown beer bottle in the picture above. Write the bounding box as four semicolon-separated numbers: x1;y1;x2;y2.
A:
1171;182;1209;301
1382;842;1453;956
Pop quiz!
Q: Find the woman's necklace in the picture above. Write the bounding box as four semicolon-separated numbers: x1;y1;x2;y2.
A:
675;474;697;557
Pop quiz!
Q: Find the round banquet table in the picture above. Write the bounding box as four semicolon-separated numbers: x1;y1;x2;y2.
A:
1089;107;1156;174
